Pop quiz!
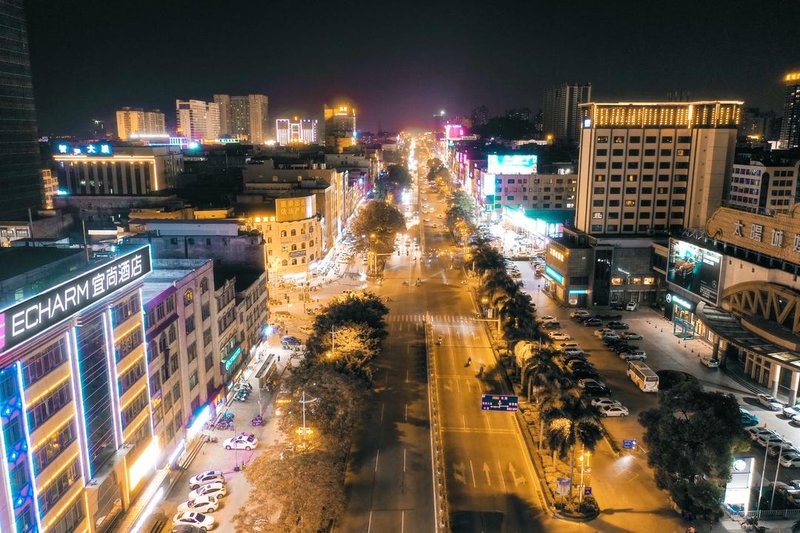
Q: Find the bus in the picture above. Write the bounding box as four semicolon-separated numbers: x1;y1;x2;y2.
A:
627;361;659;392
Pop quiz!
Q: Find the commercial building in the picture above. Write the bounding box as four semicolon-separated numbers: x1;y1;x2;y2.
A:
780;70;800;149
575;101;742;236
275;118;318;146
115;108;167;141
543;83;592;143
41;169;58;210
0;245;154;533
213;94;269;144
323;103;357;152
726;154;800;214
141;258;221;473
53;145;183;195
0;0;42;219
660;204;800;403
176;99;221;141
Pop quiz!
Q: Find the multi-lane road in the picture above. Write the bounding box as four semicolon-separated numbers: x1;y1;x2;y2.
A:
340;166;550;532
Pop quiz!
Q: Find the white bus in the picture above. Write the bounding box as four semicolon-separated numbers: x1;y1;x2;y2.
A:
627;361;659;392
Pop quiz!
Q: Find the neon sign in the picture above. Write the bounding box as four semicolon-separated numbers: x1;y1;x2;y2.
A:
55;142;113;156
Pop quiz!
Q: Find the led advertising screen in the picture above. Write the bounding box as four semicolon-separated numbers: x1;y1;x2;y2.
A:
481;174;497;198
444;124;465;140
667;239;722;304
487;154;537;175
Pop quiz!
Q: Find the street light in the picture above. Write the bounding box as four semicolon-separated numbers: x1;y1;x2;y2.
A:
298;390;319;449
578;448;591;503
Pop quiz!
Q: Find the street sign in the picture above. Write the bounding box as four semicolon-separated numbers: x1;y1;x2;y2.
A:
623;439;637;449
584;486;592;496
481;394;519;412
556;477;571;496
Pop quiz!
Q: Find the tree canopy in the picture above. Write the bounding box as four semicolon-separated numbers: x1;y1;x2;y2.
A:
350;200;406;258
373;164;411;201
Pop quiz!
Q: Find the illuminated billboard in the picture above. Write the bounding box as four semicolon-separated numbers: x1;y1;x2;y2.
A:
445;124;465;140
487;154;537;175
667;239;722;304
481;174;497;198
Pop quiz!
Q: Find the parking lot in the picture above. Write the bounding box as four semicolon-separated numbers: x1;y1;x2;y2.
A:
510;258;800;513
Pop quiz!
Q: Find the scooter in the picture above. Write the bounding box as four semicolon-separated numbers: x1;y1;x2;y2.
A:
251;415;264;426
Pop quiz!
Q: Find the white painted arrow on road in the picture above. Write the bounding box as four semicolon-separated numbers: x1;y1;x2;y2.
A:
483;462;492;486
508;463;526;487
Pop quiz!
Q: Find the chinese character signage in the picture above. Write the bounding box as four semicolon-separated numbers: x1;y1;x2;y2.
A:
275;196;314;222
481;394;519;412
667;239;723;305
0;247;151;353
706;207;800;265
54;142;113;157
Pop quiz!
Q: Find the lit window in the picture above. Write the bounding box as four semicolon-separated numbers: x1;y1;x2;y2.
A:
611;277;623;286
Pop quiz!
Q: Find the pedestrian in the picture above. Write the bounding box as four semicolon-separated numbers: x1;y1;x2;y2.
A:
277;355;281;362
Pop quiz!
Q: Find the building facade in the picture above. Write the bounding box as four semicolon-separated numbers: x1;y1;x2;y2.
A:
543;83;592;143
727;157;800;214
0;245;154;533
275;118;318;146
213;94;269;144
780;71;800;149
53;145;183;196
176;100;220;141
575;101;742;236
115;108;167;141
0;0;42;219
323;104;357;151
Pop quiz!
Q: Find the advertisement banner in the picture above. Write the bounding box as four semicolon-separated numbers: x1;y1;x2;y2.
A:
667;239;722;304
487;154;537;175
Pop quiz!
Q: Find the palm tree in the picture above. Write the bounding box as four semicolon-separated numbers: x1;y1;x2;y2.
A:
545;395;604;499
792;517;800;533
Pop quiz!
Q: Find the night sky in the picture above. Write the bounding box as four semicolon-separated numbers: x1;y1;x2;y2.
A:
25;0;800;135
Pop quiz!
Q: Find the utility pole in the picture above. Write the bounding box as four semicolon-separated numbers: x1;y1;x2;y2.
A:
299;390;319;449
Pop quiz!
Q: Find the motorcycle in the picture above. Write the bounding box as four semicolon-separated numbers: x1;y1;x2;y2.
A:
252;416;264;426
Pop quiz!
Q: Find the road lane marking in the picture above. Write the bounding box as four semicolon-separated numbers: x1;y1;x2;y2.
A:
375;449;380;473
483;411;492;430
483;462;492;486
497;460;508;492
403;448;407;473
401;510;405;533
405;369;409;383
404;403;408;422
469;459;477;487
462;415;467;429
367;511;373;533
385;369;389;386
380;403;385;423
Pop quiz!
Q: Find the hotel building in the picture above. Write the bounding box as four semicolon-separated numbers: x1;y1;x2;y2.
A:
52;145;183;196
780;70;800;149
575;101;742;236
115;108;167;141
175;100;220;141
0;245;154;533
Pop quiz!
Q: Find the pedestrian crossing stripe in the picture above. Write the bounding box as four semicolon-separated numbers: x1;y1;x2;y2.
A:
387;314;472;323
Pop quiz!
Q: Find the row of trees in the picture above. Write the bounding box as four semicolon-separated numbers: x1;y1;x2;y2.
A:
234;292;389;532
444;190;475;245
373;163;411;202
466;239;600;512
350;200;406;275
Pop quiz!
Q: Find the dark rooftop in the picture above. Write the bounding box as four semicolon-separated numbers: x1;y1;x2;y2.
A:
0;247;82;282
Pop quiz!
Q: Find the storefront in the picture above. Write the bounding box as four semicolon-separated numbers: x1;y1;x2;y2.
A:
664;291;713;342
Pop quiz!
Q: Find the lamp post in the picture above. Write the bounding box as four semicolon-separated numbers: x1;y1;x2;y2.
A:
578;448;591;503
298;390;318;449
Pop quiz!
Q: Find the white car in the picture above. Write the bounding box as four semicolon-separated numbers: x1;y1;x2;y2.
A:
548;332;572;341
173;512;215;530
625;302;638;311
563;348;585;357
177;496;220;514
784;406;800;419
600;405;630;417
570;310;591;319
621;332;643;341
188;471;225;489
540;315;556;321
223;434;258;450
757;393;784;411
188;482;227;501
620;350;647;361
591;397;620;409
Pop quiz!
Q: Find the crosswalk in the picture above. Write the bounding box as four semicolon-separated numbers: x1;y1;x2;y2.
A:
386;313;474;323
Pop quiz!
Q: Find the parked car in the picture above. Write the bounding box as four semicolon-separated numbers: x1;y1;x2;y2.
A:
780;452;800;468
578;378;608;390
541;321;561;330
540;315;556;321
177;496;220;514
548;332;572;341
583;318;603;327
625;302;638;311
620;332;643;340
756;433;786;447
784;406;800;419
594;328;614;338
223;434;258;450
769;441;799;457
610;302;626;311
188;482;226;502
606;321;630;330
173;512;215;531
600;404;630;417
172;525;208;533
620;350;647;361
572;368;600;380
757;393;784;411
583;382;612;396
699;356;720;368
188;471;225;489
739;407;759;427
747;426;776;441
591;397;621;408
602;334;621;344
611;343;635;354
563;348;586;357
570;310;591;319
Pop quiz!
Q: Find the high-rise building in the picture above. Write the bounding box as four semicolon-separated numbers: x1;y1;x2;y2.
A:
275;118;318;145
574;101;742;236
726;155;800;214
780;70;800;149
543;83;592;143
116;107;167;140
0;0;42;220
175;99;220;141
324;103;357;151
212;94;269;144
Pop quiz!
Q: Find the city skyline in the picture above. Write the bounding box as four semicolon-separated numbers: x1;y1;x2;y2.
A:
25;0;800;135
